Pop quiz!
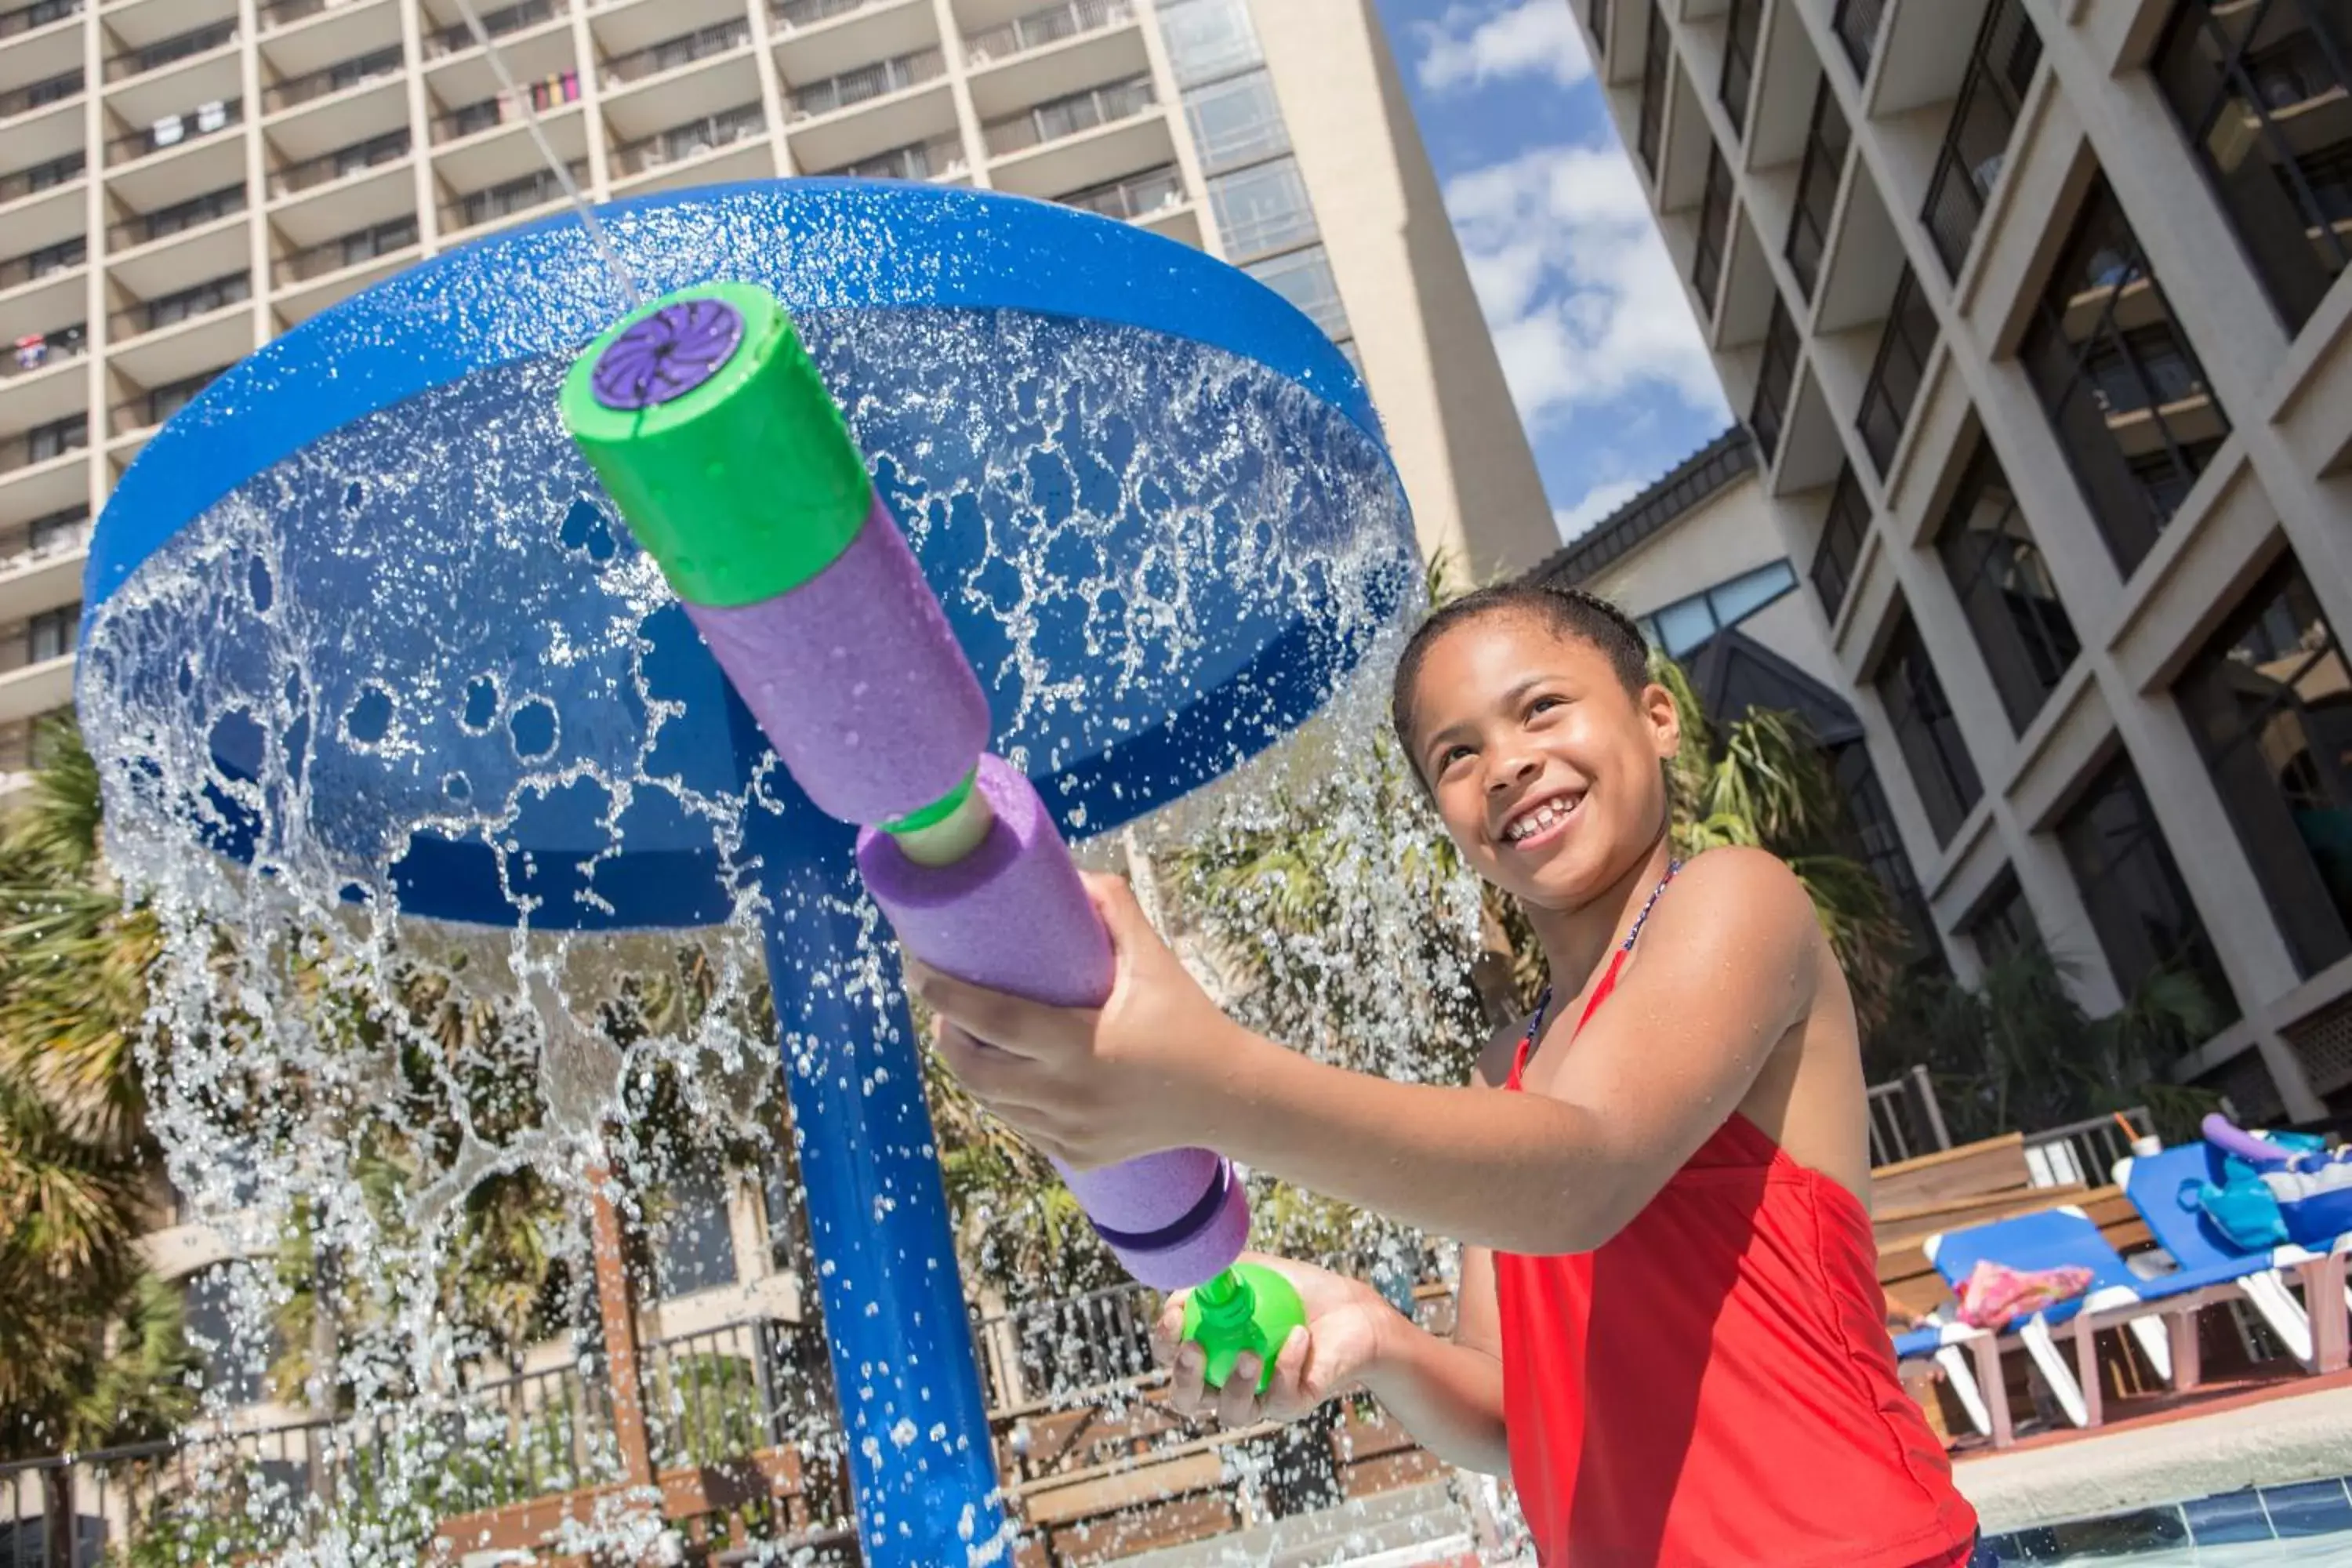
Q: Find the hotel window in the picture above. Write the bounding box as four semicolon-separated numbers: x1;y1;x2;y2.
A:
28;601;79;663
1857;266;1936;475
1922;0;2042;277
1637;559;1798;659
2154;1;2352;334
1875;613;1982;844
1247;246;1350;339
1210;157;1317;260
1157;0;1262;87
2176;556;2352;976
1184;69;1289;174
2020;177;2228;575
1638;4;1669;177
1693;144;1733;314
1788;77;1849;300
2059;756;2238;1025
1965;871;2042;964
1810;464;1869;622
1749;295;1798;463
1937;442;2079;732
1721;0;1762;135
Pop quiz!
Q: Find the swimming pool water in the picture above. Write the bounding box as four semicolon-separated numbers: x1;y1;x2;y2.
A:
1984;1474;2352;1563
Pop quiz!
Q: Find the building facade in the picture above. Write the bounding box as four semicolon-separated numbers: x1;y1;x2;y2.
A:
1563;0;2352;1123
0;0;1558;792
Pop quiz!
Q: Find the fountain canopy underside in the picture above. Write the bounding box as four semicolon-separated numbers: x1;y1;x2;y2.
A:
76;180;1417;930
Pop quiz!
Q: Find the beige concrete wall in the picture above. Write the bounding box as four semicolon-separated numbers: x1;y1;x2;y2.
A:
1565;0;2352;1120
1250;0;1561;582
1583;472;1848;693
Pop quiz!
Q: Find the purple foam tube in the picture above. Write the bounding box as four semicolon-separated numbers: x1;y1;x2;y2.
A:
857;757;1250;1290
683;494;989;826
561;284;1248;1292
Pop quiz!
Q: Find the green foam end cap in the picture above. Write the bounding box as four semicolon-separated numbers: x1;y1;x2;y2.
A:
559;281;873;608
1180;1263;1307;1396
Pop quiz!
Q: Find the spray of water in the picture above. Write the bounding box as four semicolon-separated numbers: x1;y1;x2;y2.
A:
447;0;645;309
71;284;1464;1562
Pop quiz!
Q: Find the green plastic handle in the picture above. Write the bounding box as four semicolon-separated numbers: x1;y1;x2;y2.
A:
1179;1262;1308;1395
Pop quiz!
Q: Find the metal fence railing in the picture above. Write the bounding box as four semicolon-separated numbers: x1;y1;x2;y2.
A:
964;0;1134;67
1865;1064;1953;1168
2024;1106;2153;1189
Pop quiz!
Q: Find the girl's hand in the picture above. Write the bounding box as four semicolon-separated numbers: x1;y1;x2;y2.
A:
1150;1254;1397;1428
909;872;1264;1170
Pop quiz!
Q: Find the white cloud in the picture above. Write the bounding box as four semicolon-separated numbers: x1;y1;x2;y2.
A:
1414;1;1592;93
1443;143;1727;429
1553;477;1646;542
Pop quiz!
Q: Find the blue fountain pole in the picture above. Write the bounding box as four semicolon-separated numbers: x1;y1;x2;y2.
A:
735;695;1009;1564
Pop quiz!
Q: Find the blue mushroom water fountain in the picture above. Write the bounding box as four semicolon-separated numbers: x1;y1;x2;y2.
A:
76;180;1415;1564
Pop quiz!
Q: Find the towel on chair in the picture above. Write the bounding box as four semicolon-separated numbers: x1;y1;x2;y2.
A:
1955;1258;2092;1330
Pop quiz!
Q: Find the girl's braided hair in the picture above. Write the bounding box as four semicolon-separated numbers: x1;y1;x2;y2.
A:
1389;580;1653;782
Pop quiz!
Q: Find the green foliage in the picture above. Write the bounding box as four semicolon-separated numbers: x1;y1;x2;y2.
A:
1867;945;2223;1146
1656;657;1908;1029
0;718;198;1460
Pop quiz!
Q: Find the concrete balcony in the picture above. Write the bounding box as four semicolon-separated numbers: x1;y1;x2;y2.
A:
437;158;586;239
271;238;419;325
0;521;88;626
432;100;588;200
267;129;416;247
982;77;1166;200
599;24;761;143
97;0;232;50
420;0;577;110
965;7;1147;127
0;155;85;254
0;0;85;68
0;323;87;437
0;74;85;185
804;129;967;180
106;286;256;392
260;43;409;165
782;51;956;176
0;651;73;727
0;420;85;528
103;98;246;212
609;103;772;194
256;0;400;91
102;20;243;131
105;372;220;469
769;0;937;89
0;644;73;728
0;241;85;328
0;66;82;127
111;232;254;320
0;15;83;143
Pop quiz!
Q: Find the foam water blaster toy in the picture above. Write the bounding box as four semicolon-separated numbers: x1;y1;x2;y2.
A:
561;281;1306;1382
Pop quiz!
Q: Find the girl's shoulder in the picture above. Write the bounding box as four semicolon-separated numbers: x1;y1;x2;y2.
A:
1655;846;1813;935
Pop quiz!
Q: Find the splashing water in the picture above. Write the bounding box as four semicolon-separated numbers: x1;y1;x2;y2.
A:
65;259;1486;1563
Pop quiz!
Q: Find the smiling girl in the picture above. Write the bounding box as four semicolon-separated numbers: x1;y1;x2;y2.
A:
913;582;1980;1566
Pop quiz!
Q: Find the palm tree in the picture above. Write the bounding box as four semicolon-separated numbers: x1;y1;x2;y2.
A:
1653;659;1909;1030
1869;945;2223;1145
0;717;196;1470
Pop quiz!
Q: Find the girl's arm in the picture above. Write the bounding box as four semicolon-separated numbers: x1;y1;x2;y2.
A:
918;847;1821;1257
1358;1245;1508;1474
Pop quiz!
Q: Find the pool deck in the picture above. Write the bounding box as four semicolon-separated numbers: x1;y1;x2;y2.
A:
1956;1370;2352;1533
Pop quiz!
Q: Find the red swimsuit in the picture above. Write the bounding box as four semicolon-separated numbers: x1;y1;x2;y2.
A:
1492;873;1977;1566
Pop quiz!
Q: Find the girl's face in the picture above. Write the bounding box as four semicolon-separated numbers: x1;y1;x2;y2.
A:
1408;612;1680;911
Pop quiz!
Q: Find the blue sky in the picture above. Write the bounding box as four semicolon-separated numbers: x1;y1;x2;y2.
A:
1367;0;1733;543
